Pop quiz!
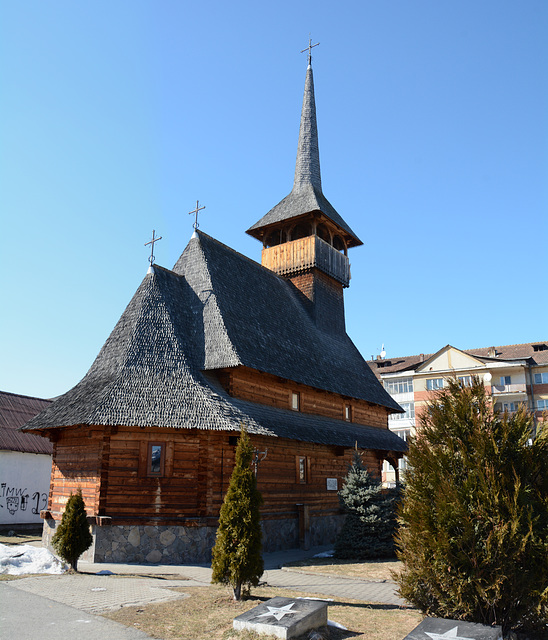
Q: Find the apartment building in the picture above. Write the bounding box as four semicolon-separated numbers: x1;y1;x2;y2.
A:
367;342;548;485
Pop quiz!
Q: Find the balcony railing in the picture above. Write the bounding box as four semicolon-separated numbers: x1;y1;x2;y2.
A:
262;235;350;286
490;383;527;395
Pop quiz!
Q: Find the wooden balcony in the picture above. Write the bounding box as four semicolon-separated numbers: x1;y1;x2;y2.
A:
261;235;350;286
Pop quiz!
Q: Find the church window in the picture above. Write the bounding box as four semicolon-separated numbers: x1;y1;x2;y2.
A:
296;456;309;483
291;222;312;240
291;392;300;411
344;404;352;422
148;443;165;477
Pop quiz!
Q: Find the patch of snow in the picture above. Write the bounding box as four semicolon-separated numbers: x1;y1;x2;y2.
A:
0;543;66;575
298;596;334;602
328;620;348;630
313;550;334;558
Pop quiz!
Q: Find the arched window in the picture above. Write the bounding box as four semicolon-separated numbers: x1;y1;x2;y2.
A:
316;223;330;243
291;222;312;241
265;230;283;248
333;235;346;253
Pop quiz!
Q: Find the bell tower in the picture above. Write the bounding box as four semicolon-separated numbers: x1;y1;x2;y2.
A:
246;52;362;334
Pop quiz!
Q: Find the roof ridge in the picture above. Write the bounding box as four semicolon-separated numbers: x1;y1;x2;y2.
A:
0;390;52;402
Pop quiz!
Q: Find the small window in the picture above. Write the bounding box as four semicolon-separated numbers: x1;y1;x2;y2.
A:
533;344;547;352
534;372;548;384
291;392;300;411
344;404;352;422
426;378;444;391
389;402;415;421
536;399;548;411
148;443;165;477
385;378;413;395
296;456;309;483
500;375;511;386
458;376;472;387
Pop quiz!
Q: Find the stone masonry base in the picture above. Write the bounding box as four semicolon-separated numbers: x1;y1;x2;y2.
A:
42;512;345;565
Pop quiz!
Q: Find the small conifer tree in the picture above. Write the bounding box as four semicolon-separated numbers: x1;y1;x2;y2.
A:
211;428;264;600
335;449;399;559
51;488;93;571
396;377;548;635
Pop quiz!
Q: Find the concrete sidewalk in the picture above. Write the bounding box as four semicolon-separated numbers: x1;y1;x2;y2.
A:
6;544;407;614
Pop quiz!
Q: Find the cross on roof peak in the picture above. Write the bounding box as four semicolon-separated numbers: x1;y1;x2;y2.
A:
188;200;206;231
145;229;162;265
301;37;319;67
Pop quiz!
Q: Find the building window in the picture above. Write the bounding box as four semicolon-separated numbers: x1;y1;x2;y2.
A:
458;376;472;387
536;399;548;411
384;378;413;395
148;443;165;477
534;372;548;384
426;378;444;391
296;456;309;483
344;404;352;422
500;375;511;386
389;402;415;421
291;392;300;411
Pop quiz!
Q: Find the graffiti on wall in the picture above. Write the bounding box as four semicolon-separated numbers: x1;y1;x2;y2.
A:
0;483;48;517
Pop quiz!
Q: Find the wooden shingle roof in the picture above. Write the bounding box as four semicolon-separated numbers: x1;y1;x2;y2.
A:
23;232;405;453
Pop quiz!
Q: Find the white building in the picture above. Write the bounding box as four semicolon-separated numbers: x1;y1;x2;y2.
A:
0;391;52;528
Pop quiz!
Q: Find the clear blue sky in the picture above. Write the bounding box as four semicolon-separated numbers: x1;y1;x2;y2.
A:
1;1;547;399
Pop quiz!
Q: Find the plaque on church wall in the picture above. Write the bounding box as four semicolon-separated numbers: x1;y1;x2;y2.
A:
403;617;502;640
233;596;328;640
326;478;338;491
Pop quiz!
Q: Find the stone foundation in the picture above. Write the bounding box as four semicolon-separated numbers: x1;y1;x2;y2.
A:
42;511;345;564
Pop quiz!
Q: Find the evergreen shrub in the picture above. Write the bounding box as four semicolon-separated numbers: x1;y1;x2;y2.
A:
51;488;93;571
211;428;264;600
334;450;400;559
396;377;548;635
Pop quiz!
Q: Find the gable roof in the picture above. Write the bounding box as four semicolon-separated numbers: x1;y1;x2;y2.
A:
414;344;486;373
0;391;52;454
367;341;548;378
22;232;404;453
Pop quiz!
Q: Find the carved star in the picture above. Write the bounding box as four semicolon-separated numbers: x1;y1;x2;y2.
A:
424;626;475;640
256;602;296;621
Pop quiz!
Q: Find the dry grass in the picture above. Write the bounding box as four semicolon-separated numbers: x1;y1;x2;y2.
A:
283;557;402;582
104;585;421;640
0;532;42;546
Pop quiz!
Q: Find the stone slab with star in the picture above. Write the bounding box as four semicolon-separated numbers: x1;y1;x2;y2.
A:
233;596;328;639
404;617;503;640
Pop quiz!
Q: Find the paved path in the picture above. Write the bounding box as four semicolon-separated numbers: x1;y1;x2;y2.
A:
0;582;158;640
5;544;406;614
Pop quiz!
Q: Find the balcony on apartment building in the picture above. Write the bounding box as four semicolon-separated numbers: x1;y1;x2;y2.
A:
490;382;527;395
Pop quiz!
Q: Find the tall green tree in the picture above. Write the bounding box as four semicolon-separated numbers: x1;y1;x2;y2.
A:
335;450;399;559
211;428;264;600
396;377;548;635
51;488;93;572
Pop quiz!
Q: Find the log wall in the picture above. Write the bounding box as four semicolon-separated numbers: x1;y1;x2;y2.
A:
218;366;390;429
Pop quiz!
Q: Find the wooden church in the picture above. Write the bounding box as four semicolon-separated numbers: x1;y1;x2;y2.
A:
23;53;406;564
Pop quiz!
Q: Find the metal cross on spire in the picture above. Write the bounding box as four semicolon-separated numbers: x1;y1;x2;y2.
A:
188;200;206;230
301;37;319;66
145;229;162;265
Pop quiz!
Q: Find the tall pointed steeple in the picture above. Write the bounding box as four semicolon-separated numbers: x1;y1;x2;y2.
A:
293;63;322;192
246;56;362;248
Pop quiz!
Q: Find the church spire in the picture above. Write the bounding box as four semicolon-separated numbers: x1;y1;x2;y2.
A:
293;63;322;192
246;51;362;248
